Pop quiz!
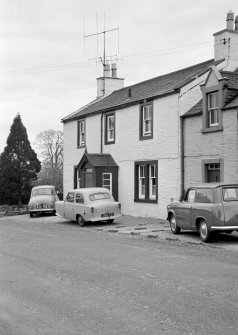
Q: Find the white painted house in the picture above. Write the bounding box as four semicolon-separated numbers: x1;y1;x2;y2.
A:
62;11;238;219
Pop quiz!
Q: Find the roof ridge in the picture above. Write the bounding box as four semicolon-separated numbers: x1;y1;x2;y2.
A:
113;59;215;93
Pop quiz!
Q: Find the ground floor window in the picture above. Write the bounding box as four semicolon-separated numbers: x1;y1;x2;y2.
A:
102;173;112;192
202;159;223;183
134;160;158;203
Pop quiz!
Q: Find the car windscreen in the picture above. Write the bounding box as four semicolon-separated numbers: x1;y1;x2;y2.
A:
32;188;53;196
89;192;111;201
222;187;238;201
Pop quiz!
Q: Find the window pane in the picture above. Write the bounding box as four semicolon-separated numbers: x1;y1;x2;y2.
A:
142;105;152;136
223;188;238;201
187;190;196;202
107;115;115;141
196;189;213;203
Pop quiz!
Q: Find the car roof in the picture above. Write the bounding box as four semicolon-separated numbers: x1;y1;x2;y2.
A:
32;185;55;190
188;183;238;189
67;187;111;194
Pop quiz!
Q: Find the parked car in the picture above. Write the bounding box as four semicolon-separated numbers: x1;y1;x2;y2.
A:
167;183;238;242
55;187;121;226
28;185;59;217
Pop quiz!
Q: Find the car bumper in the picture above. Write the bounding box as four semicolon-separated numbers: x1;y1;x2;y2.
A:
29;208;55;213
90;213;121;222
211;225;238;231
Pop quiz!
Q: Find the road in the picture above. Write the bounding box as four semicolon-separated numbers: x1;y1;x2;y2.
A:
0;215;238;335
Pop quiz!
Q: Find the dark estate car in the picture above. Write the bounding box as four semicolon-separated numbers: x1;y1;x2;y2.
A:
167;184;238;242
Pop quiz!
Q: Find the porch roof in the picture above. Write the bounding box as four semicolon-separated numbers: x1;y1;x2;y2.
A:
77;153;118;170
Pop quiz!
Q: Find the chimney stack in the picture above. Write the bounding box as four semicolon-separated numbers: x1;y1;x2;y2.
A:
226;10;234;30
213;11;238;71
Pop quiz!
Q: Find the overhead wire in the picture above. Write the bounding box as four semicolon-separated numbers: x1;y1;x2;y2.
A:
0;41;212;76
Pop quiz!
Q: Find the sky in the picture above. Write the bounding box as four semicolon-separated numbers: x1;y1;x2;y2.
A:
0;0;237;154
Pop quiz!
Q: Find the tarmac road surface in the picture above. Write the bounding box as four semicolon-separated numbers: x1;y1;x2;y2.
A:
0;214;238;335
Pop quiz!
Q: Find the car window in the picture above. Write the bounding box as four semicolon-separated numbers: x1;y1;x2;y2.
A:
32;188;53;196
66;193;74;203
76;193;84;204
223;187;238;201
89;192;111;201
195;188;213;203
184;189;196;203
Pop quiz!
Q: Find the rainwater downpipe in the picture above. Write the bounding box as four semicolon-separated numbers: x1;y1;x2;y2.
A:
100;113;103;153
180;116;185;200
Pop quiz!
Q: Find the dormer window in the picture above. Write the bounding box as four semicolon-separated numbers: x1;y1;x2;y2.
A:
207;92;219;127
201;67;224;134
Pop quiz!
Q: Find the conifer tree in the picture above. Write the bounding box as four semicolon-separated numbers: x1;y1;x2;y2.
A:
0;114;41;206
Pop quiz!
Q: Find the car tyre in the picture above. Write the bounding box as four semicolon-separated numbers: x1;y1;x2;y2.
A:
169;214;181;234
77;215;85;227
107;219;114;224
199;220;211;243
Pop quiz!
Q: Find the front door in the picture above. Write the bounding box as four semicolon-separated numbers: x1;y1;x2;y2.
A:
84;169;93;187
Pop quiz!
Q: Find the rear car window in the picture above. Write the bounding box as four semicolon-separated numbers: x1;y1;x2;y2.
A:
223;187;238;201
32;188;53;196
89;192;111;201
195;188;213;203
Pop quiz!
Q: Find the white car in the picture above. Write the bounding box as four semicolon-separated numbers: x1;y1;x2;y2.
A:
55;187;121;226
28;185;59;217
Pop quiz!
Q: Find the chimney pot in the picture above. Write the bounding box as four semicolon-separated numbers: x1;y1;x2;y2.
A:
226;10;234;30
235;15;238;31
104;64;111;78
111;63;117;78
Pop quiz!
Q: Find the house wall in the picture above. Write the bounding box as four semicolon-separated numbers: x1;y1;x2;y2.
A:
101;95;181;219
63;114;101;192
63;94;182;219
184;109;238;188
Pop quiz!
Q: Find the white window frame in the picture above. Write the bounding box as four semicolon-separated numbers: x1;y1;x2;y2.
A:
149;164;156;200
142;105;152;136
139;165;145;199
102;173;112;192
107;115;115;142
78;120;85;146
207;92;219;127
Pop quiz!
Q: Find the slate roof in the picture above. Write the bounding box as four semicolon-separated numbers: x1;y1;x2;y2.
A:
77;153;118;169
62;59;223;123
183;70;238;118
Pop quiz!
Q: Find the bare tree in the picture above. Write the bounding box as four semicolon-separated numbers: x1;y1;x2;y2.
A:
34;130;63;193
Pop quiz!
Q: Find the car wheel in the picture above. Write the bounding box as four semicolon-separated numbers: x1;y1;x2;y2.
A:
199;220;211;243
107;219;114;224
76;215;85;227
169;214;181;234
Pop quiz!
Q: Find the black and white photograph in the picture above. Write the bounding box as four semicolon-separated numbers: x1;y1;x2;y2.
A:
1;0;238;334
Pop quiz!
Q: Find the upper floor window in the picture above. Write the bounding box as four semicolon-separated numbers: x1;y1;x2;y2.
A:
140;103;153;140
105;113;115;144
207;92;219;127
77;119;86;148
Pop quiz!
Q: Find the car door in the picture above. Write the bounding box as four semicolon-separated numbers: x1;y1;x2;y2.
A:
190;188;214;229
222;186;238;226
64;192;75;220
176;189;196;228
